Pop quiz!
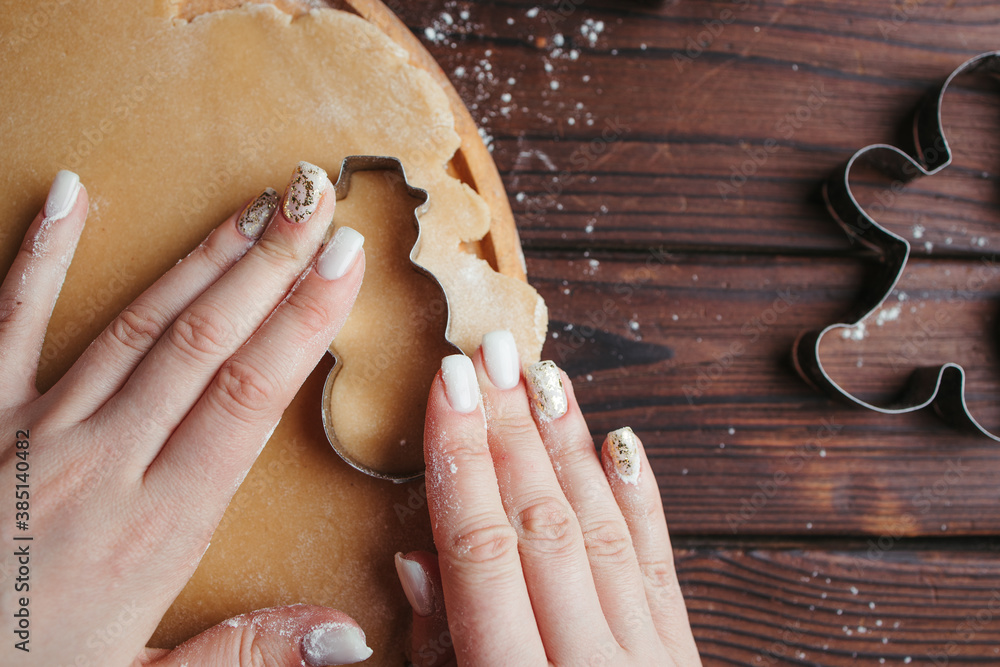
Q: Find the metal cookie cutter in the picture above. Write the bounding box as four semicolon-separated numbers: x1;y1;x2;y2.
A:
322;155;462;482
792;51;1000;441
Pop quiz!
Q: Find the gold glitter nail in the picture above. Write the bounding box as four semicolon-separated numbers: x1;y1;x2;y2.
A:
237;187;279;240
524;360;568;421
282;161;327;224
607;427;640;485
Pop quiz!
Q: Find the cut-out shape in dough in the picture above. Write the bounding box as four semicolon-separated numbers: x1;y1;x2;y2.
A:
324;157;462;480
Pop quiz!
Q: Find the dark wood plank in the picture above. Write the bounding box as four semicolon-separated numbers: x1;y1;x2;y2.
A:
676;542;1000;665
399;1;1000;256
528;251;1000;536
396;3;1000;663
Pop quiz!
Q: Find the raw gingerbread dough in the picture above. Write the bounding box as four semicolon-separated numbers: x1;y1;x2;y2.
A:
0;0;547;661
329;169;460;478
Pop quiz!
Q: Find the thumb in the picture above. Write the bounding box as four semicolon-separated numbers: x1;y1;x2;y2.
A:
143;605;374;667
395;551;455;667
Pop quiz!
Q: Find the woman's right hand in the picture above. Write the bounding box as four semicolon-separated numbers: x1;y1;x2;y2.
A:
398;332;702;666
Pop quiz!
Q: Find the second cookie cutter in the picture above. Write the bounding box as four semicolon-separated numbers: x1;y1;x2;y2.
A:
321;155;462;482
792;51;1000;441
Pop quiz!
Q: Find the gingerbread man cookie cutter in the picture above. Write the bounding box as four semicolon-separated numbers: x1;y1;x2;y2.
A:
792;51;1000;441
321;155;462;482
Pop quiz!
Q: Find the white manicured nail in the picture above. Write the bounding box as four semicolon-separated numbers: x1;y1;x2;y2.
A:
317;227;364;280
524;360;568;421
394;553;434;617
607;427;641;485
302;622;373;666
283;161;328;224
44;170;81;221
482;330;520;390
441;354;479;414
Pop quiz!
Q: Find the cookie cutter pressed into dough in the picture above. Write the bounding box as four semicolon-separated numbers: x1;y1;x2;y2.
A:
792;51;1000;442
322;155;462;482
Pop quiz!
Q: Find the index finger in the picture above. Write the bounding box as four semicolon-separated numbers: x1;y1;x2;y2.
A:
424;355;546;665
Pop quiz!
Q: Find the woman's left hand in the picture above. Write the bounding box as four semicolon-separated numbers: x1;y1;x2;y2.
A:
1;166;374;666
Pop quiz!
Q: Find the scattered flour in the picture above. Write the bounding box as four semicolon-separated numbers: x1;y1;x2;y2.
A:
580;18;605;46
841;322;867;341
423;3;605;158
875;305;901;326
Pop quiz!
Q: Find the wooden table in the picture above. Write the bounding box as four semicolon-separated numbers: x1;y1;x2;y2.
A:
396;1;1000;664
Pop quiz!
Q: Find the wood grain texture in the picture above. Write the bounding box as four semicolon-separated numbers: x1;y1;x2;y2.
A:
400;0;1000;256
528;253;1000;537
395;1;1000;662
675;542;1000;666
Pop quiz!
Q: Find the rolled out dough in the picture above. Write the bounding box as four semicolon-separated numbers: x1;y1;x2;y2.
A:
0;0;547;662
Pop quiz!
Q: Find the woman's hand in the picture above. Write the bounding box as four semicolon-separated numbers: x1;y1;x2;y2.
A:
0;166;374;666
398;332;702;666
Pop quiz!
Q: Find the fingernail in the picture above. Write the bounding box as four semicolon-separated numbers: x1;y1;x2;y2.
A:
394;553;434;617
441;354;479;414
237;187;280;240
524;360;568;421
607;427;641;485
482;330;520;390
317;227;365;280
283;161;328;224
45;170;81;221
302;622;373;666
